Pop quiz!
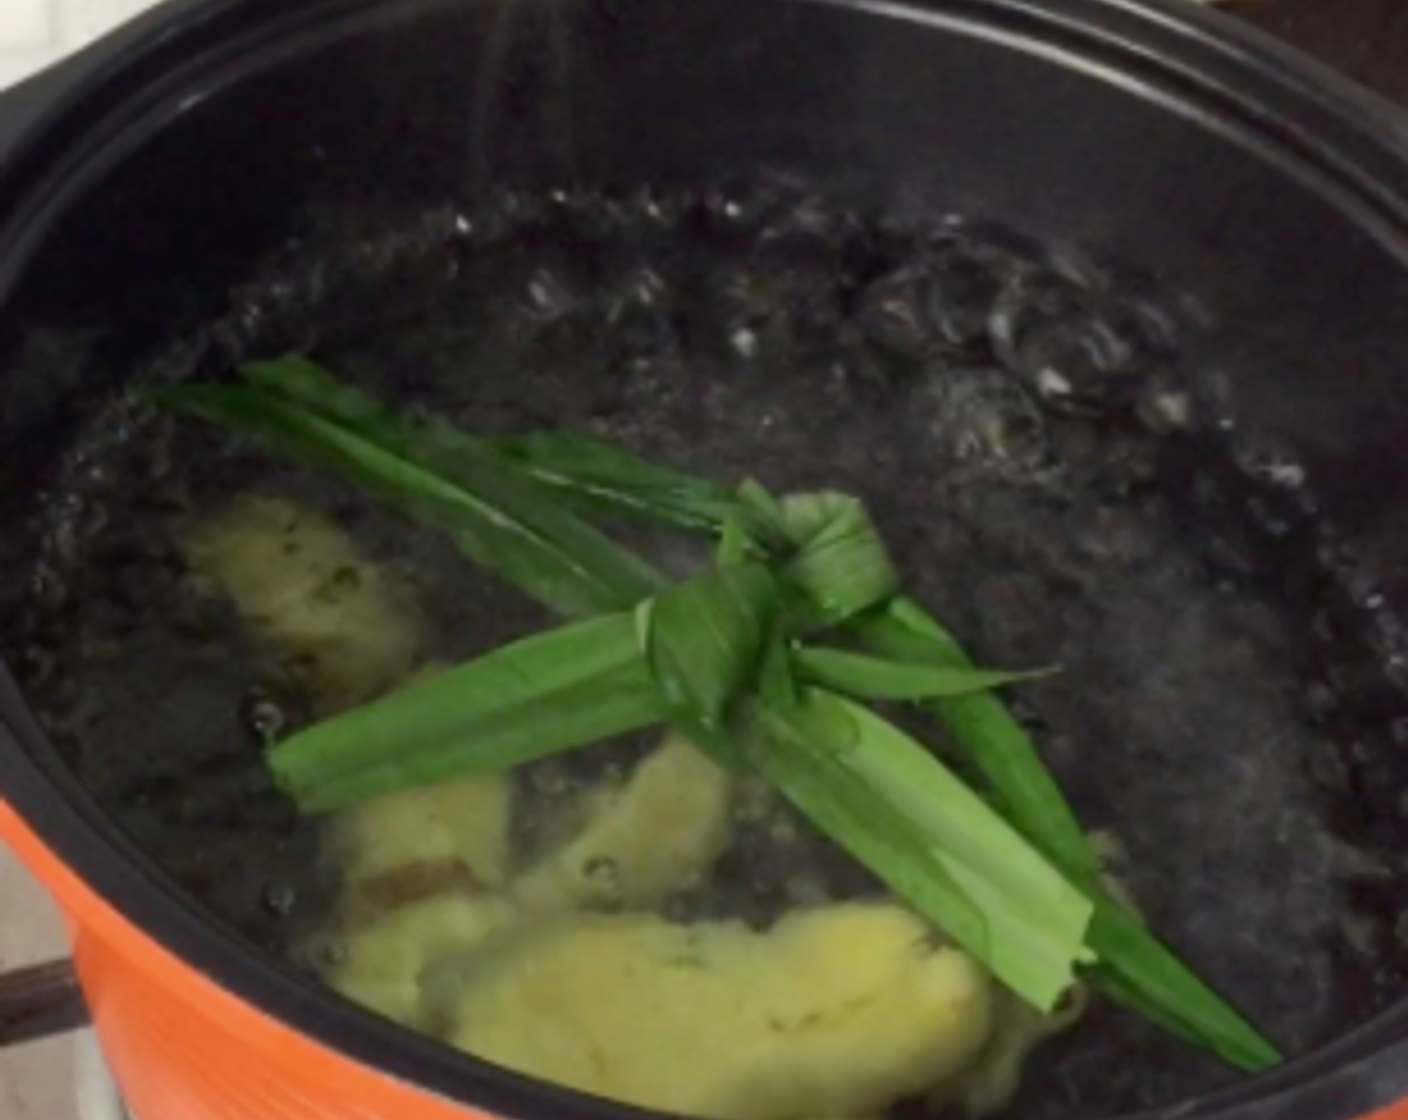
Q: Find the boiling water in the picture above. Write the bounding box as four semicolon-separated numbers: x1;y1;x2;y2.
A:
6;184;1408;1118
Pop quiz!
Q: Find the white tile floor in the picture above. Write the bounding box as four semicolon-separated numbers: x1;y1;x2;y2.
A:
0;0;161;89
0;847;81;1120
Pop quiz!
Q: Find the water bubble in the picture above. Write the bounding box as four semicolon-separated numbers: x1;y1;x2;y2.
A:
583;857;620;891
241;694;288;743
856;267;930;357
1235;436;1306;489
925;240;1015;350
730;327;759;359
711;267;790;331
294;931;348;974
760;193;846;244
856;240;1013;360
619;264;668;309
531;765;569;797
524;267;586;322
992;271;1178;416
262;882;297;917
920;368;1053;481
1137;379;1194;434
1310;608;1338;645
626;186;684;228
989;268;1086;361
495;189;544;227
698;185;778;236
460;198;519;245
1318;540;1358;575
1035;367;1072;399
1339;911;1382;958
331;566;362;595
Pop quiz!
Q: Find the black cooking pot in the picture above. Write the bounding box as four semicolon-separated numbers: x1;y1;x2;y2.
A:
1;2;1408;1120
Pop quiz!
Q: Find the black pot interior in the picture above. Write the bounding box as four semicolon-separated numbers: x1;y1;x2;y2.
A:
2;2;1408;1119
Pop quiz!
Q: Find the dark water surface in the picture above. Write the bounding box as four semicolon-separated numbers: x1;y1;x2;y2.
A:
5;184;1408;1119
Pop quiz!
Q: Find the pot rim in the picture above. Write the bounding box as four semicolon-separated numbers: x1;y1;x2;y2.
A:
1;3;1407;1120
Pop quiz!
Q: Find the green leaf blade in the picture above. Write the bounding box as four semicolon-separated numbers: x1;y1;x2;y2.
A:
158;379;662;619
853;595;1282;1069
854;596;1098;885
1090;902;1281;1072
640;561;780;764
777;493;898;627
161;359;1281;1071
793;646;1055;701
752;689;1092;1011
267;613;658;811
808;690;1093;949
489;429;738;534
292;663;666;814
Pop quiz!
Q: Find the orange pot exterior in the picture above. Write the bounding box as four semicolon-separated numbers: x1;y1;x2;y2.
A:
0;801;492;1120
5;799;1408;1120
1363;1097;1408;1120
